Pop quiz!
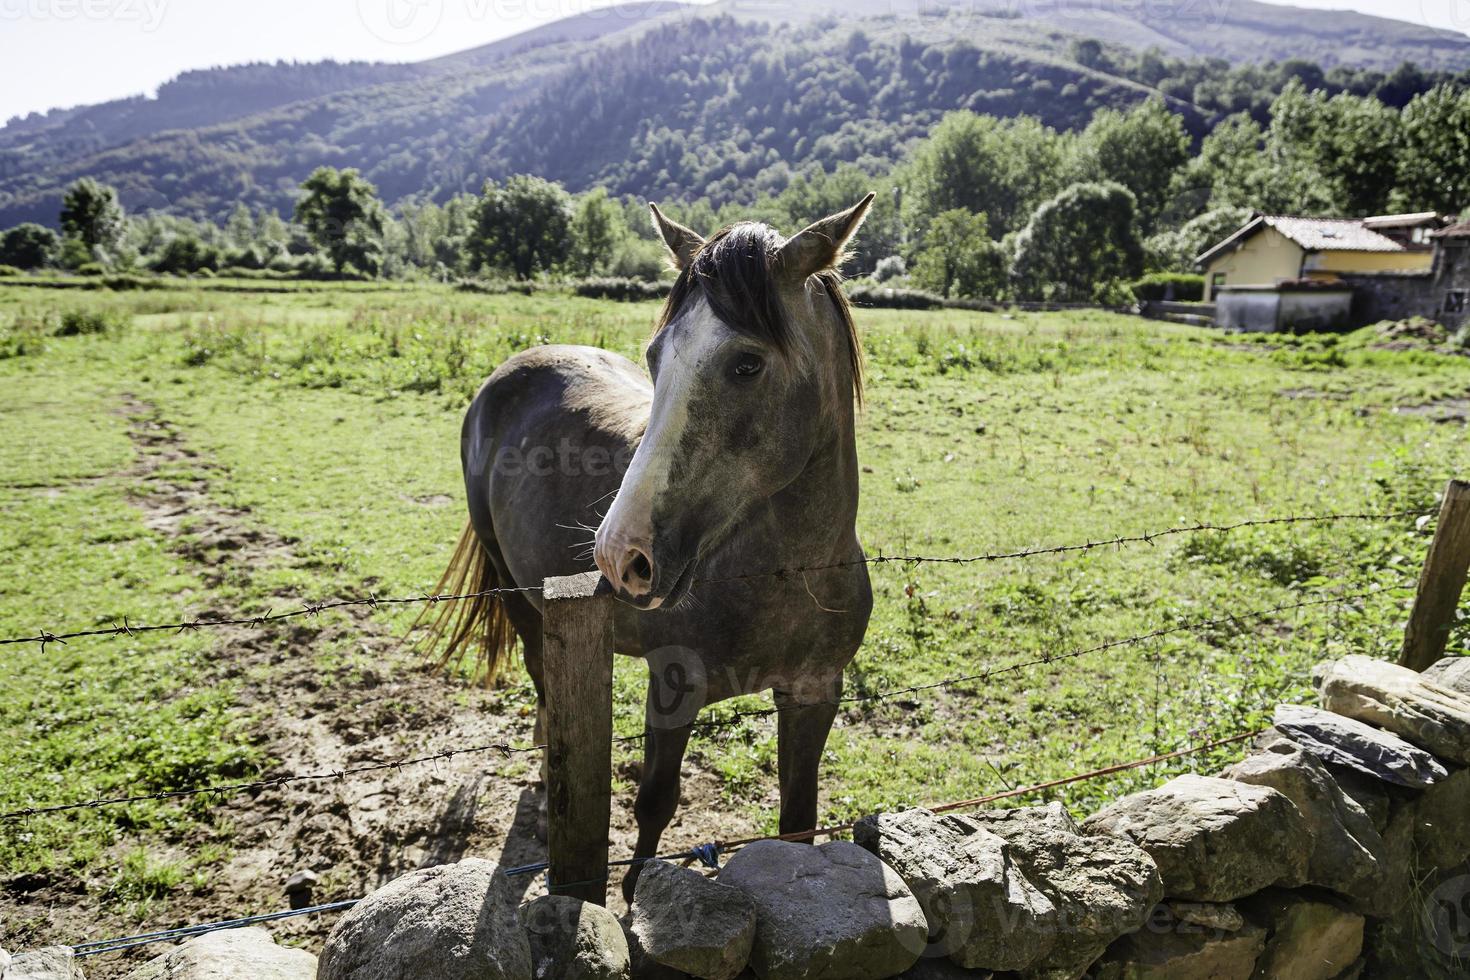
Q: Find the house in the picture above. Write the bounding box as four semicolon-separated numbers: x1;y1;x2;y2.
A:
1195;212;1467;333
1197;213;1444;302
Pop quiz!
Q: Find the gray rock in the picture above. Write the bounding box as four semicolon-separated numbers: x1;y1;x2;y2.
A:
317;858;531;980
1223;734;1389;914
622;921;691;980
4;947;84;980
1322;762;1393;832
1423;656;1470;696
1240;892;1363;980
1090;921;1265;980
0;947;11;975
1081;774;1311;902
521;895;629;980
1272;703;1447;789
1165;901;1244;933
717;839;928;980
892;958;992;978
1403;765;1470;869
1315;655;1470;765
630;860;754;980
120;927;317;980
853;808;1055;972
967;803;1163;980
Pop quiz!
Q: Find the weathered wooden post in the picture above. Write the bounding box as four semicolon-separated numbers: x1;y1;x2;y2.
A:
542;570;615;904
1399;479;1470;672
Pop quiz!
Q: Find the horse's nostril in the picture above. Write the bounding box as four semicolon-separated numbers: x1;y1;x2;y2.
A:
631;552;652;583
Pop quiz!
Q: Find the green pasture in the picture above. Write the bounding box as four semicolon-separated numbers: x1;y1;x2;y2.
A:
0;280;1466;922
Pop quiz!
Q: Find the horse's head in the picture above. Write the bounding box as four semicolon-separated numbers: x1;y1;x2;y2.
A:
594;194;873;609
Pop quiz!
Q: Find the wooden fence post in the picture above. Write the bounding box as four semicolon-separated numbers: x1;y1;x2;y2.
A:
542;571;615;905
1399;479;1470;672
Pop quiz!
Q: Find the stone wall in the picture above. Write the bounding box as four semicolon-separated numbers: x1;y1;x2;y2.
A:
1340;238;1470;330
15;654;1470;980
1337;270;1439;326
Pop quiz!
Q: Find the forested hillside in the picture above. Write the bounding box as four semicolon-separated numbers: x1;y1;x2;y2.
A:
1;0;1468;228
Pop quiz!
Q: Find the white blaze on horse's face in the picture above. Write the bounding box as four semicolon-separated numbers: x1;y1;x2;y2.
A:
595;297;728;608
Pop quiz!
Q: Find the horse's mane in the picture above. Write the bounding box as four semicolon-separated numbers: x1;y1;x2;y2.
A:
654;222;864;406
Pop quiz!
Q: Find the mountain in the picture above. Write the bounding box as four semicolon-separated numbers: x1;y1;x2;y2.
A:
1;0;1466;228
761;0;1470;71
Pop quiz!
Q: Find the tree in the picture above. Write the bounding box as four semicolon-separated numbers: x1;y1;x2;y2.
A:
0;223;60;269
59;178;125;260
1264;81;1399;215
1068;99;1190;233
898;112;1066;241
568;188;626;278
293;167;386;275
909;209;1004;298
1012;182;1144;301
225;203;256;249
152;234;221;275
1178;112;1268;211
467;175;572;279
1144;206;1253;272
1394;85;1470;214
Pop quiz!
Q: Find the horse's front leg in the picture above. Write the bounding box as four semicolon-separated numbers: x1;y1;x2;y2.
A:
775;675;842;838
622;715;693;902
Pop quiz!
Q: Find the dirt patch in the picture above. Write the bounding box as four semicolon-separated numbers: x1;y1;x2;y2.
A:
1394;394;1470;424
3;398;757;976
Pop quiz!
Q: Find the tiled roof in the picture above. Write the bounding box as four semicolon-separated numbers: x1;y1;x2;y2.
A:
1433;220;1470;238
1259;215;1407;253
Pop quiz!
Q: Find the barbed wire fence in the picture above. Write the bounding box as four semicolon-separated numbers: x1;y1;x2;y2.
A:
0;507;1421;652
0;504;1435;958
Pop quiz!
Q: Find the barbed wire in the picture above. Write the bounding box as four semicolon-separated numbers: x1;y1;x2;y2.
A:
698;508;1425;585
714;727;1263;849
672;580;1410;740
0;737;543;821
2;579;1403;821
0;508;1423;652
68;725;1263;958
0;585;544;651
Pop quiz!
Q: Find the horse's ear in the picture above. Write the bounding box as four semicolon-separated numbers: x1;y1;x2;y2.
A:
649;203;705;271
775;192;876;282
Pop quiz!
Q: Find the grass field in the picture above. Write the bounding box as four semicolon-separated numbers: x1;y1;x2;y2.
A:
1;279;1467;959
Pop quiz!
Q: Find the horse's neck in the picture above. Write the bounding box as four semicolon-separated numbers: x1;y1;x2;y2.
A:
755;401;861;567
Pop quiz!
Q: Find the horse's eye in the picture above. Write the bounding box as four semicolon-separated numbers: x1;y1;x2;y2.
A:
732;353;764;379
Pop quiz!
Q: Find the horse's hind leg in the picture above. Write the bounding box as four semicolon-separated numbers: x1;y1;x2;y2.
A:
622;715;693;902
775;676;842;838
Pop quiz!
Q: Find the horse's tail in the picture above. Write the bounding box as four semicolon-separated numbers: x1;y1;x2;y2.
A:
411;520;518;687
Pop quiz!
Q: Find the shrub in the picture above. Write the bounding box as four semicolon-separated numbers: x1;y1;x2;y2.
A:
55;309;125;336
872;255;907;283
844;283;945;310
608;238;667;281
0;223;60;269
454;278;538;295
102;274;165;291
75;261;107;276
1129;272;1205;302
0;264;21;277
572;277;671;301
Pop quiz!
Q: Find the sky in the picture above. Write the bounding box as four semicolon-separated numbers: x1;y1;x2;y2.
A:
1;0;1468;123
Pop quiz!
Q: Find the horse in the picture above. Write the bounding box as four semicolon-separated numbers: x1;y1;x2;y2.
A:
420;194;876;899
